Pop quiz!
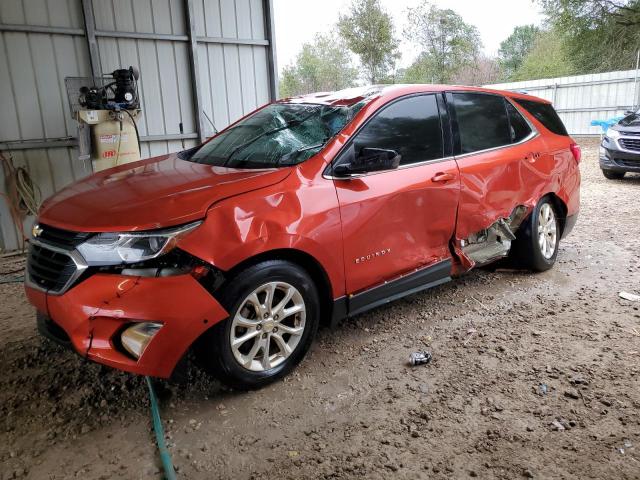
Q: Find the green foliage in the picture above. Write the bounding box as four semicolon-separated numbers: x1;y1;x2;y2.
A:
402;2;481;84
498;25;540;79
337;0;400;83
511;29;575;81
538;0;640;73
278;33;359;98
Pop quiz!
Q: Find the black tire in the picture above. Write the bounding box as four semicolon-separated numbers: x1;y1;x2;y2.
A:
197;260;320;390
510;196;560;272
602;169;625;180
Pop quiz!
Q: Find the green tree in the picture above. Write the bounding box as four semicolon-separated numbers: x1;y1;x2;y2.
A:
278;33;359;98
337;0;400;83
511;29;575;81
498;25;540;79
538;0;640;73
403;2;481;84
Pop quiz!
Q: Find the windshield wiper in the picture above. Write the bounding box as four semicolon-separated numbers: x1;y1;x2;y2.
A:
276;136;332;167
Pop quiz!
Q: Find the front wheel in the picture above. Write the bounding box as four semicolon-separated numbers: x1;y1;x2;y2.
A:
601;169;625;180
510;197;560;272
197;260;320;390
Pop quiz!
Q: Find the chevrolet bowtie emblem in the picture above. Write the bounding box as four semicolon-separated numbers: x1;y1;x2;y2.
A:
32;224;43;238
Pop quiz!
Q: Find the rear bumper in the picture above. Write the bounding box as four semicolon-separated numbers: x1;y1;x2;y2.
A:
26;273;229;378
600;139;640;173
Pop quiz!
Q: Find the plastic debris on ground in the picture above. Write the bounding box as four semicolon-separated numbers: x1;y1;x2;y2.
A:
408;351;432;367
619;291;640;302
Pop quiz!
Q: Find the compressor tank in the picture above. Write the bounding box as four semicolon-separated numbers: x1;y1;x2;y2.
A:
78;109;141;172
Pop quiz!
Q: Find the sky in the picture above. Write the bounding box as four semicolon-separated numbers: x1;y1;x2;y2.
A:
273;0;546;72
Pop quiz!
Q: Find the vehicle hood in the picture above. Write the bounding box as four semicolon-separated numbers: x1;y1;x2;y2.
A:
38;153;292;232
614;113;640;133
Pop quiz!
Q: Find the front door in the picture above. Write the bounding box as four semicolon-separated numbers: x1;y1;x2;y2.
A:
331;94;459;295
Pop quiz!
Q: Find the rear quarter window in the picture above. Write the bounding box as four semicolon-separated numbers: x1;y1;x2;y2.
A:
505;101;532;143
513;98;568;136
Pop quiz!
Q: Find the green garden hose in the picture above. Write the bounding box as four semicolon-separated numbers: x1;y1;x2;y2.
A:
145;377;177;480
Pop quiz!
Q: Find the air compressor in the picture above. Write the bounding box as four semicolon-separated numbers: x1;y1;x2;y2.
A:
66;66;142;172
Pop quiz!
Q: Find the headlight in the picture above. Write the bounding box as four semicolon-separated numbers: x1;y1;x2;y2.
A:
77;221;201;266
605;128;620;139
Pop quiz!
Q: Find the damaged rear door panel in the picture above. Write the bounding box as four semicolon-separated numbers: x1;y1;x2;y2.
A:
447;91;553;268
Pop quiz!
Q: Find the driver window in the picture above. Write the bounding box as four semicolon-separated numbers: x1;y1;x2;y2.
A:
353;94;444;167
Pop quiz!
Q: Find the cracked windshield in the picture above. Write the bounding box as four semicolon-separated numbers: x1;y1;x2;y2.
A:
187;103;360;168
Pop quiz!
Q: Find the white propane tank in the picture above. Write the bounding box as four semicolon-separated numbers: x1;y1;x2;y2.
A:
77;109;141;172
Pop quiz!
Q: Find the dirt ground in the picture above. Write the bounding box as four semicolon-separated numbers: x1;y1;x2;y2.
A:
1;138;639;480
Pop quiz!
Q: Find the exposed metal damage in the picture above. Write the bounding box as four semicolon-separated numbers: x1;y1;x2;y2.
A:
460;205;529;266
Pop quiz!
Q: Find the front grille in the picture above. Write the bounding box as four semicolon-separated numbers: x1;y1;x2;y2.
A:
619;138;640;152
615;158;640;168
27;243;77;292
622;131;640;137
37;223;92;248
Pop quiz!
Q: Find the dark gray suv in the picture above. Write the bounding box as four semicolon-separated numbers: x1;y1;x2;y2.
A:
600;110;640;179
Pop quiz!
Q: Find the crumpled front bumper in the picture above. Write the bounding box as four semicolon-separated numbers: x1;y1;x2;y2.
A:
25;273;228;378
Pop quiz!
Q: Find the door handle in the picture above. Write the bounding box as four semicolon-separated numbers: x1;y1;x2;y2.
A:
431;172;456;183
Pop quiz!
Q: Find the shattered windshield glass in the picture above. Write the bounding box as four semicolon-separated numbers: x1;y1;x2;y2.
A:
186;103;360;169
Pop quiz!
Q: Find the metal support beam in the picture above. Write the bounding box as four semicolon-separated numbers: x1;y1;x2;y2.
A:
0;24;84;36
184;0;206;144
197;36;269;46
95;30;189;42
0;138;78;151
81;0;102;78
0;134;199;151
263;0;279;101
92;28;270;46
140;133;198;142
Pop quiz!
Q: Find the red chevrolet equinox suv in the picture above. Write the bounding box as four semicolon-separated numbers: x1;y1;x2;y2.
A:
26;85;580;389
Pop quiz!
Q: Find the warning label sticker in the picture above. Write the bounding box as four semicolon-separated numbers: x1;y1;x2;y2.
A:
99;134;129;144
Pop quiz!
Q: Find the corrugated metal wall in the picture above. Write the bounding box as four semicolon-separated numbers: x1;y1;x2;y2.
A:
0;0;277;252
93;0;198;158
194;0;271;137
487;69;640;136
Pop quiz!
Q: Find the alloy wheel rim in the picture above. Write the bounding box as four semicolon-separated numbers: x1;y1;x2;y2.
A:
537;203;557;260
229;282;306;372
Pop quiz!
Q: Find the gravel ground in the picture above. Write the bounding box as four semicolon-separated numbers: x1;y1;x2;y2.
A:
1;138;639;480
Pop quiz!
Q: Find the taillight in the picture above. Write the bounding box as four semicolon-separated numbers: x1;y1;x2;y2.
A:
569;143;581;163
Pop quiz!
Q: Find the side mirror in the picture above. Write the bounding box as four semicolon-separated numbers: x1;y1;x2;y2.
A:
333;146;401;177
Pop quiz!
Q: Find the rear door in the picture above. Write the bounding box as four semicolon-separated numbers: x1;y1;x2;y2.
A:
447;91;546;241
331;94;459;295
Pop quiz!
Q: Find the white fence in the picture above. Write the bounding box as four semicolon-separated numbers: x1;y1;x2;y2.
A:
487;69;640;136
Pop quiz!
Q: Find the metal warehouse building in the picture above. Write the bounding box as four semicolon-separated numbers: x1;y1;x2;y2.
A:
0;0;277;251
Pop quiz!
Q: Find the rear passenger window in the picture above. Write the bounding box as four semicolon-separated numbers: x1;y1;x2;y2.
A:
353;95;443;166
452;93;511;154
514;98;568;136
506;101;532;143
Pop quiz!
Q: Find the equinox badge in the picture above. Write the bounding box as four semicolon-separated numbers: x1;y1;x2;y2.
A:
355;248;391;264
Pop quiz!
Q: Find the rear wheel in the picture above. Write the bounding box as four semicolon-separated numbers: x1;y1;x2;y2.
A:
510;197;560;272
601;169;625;180
198;260;319;390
